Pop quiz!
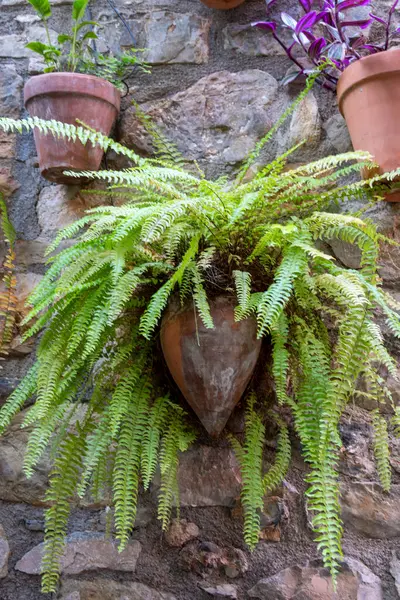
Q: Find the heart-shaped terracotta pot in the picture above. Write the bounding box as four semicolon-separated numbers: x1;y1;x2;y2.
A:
160;296;262;437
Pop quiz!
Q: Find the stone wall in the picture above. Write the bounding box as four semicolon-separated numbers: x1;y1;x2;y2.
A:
1;0;400;599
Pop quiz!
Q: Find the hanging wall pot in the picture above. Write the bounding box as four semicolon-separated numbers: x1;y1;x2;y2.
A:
161;296;262;437
337;49;400;201
200;0;245;9
24;73;121;184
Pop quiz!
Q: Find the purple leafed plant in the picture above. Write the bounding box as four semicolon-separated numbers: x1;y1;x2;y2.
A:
253;0;400;89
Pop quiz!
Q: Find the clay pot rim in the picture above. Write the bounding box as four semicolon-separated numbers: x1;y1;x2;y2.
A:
24;72;121;112
200;0;245;9
337;48;400;116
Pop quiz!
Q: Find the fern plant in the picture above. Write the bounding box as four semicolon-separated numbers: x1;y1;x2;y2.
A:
0;97;400;592
0;195;17;361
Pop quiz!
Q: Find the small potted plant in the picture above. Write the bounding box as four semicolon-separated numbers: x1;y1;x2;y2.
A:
253;0;400;191
24;0;149;183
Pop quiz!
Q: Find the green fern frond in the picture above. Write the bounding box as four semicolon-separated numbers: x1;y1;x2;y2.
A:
0;364;38;435
393;406;400;437
262;413;291;495
113;379;151;548
270;314;290;405
233;270;252;321
42;428;88;593
158;407;196;530
230;394;264;550
141;395;170;490
257;245;307;337
192;265;214;329
372;410;391;491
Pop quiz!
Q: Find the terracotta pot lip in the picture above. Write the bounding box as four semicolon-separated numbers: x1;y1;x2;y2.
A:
24;72;121;112
337;48;400;116
200;0;245;8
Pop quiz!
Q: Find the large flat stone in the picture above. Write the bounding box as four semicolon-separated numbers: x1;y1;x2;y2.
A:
0;131;16;159
223;24;286;57
121;70;279;169
248;558;382;599
59;579;176;600
16;532;141;575
288;93;321;148
0;34;29;58
37;185;84;241
121;12;210;64
173;445;241;507
341;482;400;538
0;63;23;118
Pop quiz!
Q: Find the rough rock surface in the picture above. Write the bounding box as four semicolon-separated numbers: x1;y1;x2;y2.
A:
59;580;177;600
176;446;242;507
36;185;84;240
0;524;9;578
248;558;382;599
121;12;210;64
0;63;22;118
180;541;248;579
164;518;199;547
121;70;280;169
341;482;400;538
0;409;51;505
198;583;238;598
16;532;141;575
390;551;400;597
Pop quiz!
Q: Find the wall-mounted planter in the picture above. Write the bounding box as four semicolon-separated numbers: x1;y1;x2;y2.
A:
337;49;400;202
24;73;121;184
160;296;262;437
200;0;245;9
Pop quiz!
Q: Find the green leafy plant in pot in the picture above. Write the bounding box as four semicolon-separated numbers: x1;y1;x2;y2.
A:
24;0;149;184
0;89;400;592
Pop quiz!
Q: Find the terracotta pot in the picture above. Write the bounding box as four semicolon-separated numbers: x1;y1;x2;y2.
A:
337;49;400;201
161;296;262;437
200;0;245;8
24;73;120;184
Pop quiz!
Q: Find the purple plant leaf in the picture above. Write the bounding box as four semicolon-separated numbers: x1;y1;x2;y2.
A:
361;44;380;52
281;67;304;85
252;21;277;32
299;0;312;11
351;35;366;49
369;13;387;26
308;37;327;59
295;10;318;34
336;0;371;10
293;31;311;44
322;22;342;41
327;41;346;60
320;11;335;27
302;30;316;42
281;12;298;30
341;18;373;29
391;0;399;13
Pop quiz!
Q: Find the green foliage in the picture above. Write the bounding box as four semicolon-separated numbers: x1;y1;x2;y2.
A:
372;410;391;491
229;397;291;549
0;196;17;361
25;0;149;86
0;105;399;591
27;0;51;20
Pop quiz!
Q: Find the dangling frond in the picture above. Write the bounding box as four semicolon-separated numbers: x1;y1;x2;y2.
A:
372;410;391;491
